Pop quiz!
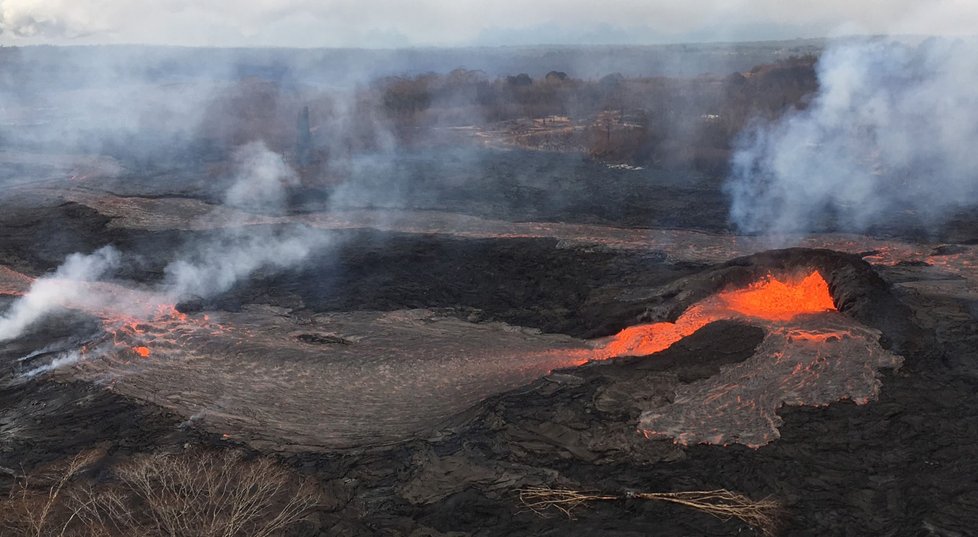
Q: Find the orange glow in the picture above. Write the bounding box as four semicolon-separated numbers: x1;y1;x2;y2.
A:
155;304;187;322
719;271;835;321
597;271;836;359
598;303;714;358
96;304;227;362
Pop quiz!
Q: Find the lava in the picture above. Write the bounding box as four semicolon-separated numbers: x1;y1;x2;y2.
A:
596;271;837;359
94;303;204;365
595;269;903;448
155;304;188;322
638;319;902;447
719;271;835;321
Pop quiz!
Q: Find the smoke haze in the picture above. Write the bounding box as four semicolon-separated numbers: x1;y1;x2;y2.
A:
223;142;300;212
726;37;978;235
162;225;325;302
0;246;119;341
0;143;326;342
163;142;325;301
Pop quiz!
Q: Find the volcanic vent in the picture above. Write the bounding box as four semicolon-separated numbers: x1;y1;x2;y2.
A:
586;250;905;448
595;270;837;359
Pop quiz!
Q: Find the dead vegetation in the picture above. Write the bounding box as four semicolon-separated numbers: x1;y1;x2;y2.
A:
0;449;321;537
519;485;783;536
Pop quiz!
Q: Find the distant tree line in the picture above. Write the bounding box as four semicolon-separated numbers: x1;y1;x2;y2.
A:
373;56;818;172
194;55;818;178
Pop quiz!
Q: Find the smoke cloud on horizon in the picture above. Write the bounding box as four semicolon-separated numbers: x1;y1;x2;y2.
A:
726;37;978;236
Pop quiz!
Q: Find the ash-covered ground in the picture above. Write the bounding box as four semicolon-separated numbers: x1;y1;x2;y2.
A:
1;144;977;536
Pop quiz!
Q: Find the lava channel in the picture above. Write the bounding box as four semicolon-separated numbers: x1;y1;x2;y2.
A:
595;271;837;359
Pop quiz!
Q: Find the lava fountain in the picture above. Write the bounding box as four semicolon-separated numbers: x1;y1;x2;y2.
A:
595;271;837;359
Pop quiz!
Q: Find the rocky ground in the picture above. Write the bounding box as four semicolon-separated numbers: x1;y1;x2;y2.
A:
1;148;977;536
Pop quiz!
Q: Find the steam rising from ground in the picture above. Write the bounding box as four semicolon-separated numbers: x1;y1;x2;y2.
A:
0;246;119;341
727;38;978;235
224;142;299;212
22;350;82;378
165;142;321;299
163;228;322;300
0;143;324;343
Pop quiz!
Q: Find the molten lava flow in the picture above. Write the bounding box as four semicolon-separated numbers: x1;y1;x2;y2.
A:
638;319;903;447
597;303;715;358
96;304;200;364
597;271;836;359
719;271;836;321
155;304;188;322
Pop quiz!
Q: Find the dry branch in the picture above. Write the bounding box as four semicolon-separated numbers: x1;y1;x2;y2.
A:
519;485;782;536
1;449;321;537
0;449;102;537
111;449;321;537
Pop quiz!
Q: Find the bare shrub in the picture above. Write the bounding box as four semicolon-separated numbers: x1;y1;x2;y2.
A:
0;450;102;537
519;485;783;536
100;450;320;537
2;449;321;537
67;486;138;537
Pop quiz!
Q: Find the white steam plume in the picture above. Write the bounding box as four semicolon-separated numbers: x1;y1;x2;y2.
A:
726;38;978;235
163;141;323;301
22;350;82;378
224;142;300;213
0;143;324;343
163;229;322;300
0;246;119;341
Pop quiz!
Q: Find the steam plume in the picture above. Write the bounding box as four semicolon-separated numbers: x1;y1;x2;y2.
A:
0;246;119;341
163;229;322;300
726;38;978;235
163;141;323;301
224;142;300;212
0;143;325;343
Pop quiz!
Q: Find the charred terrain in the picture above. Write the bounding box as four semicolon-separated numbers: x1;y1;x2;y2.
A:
1;41;978;537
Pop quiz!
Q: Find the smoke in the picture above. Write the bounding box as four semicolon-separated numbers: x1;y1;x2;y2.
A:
163;142;324;301
0;246;119;341
22;350;82;378
224;141;299;212
0;142;327;343
163;229;323;300
726;37;978;235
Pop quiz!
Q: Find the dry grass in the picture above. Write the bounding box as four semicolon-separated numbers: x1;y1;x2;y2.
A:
1;449;321;537
519;485;783;536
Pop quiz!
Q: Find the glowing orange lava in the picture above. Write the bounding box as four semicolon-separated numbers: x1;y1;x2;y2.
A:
719;271;836;321
98;304;196;361
155;304;187;322
597;271;836;359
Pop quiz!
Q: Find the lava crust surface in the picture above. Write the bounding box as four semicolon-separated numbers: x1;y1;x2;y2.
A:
1;157;977;536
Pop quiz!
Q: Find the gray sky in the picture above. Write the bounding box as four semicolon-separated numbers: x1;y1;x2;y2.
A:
0;0;976;47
